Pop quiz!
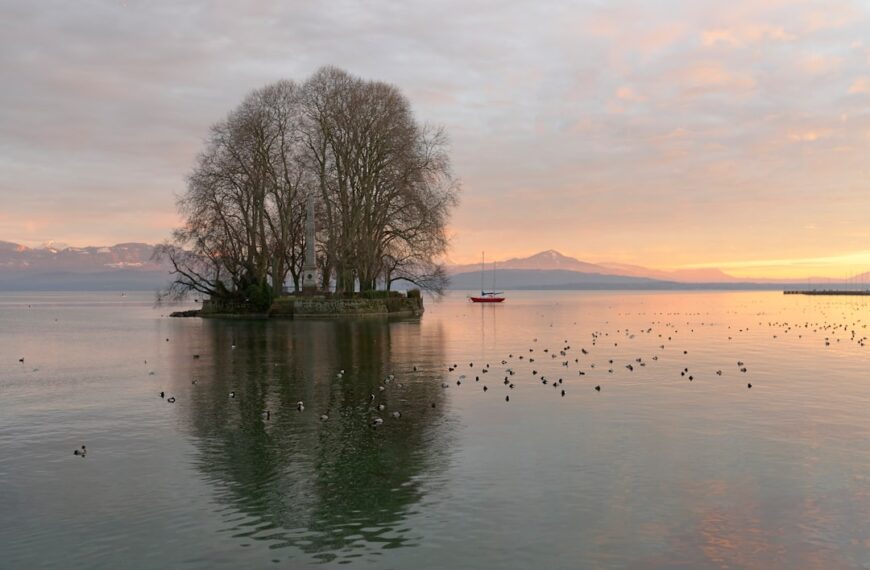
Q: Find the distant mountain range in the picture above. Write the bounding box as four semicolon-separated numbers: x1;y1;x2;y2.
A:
447;250;866;291
0;241;168;290
448;250;738;283
0;241;860;291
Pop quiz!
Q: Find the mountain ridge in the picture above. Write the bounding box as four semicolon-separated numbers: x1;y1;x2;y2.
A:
447;249;740;283
0;241;161;271
0;241;864;290
447;250;867;286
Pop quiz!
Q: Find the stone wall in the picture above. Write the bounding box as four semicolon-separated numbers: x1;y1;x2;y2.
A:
280;296;423;318
196;294;424;319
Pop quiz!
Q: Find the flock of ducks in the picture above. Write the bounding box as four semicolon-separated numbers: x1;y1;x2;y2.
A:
152;308;866;429
44;303;865;455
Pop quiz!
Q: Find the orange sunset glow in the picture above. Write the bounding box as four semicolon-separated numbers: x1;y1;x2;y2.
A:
1;1;868;280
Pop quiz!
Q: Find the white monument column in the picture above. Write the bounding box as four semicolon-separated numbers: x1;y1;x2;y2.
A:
301;193;319;293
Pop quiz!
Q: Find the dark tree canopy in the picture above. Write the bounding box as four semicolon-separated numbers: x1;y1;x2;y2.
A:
156;67;458;305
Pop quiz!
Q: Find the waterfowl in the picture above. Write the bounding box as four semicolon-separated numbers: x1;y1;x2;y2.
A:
160;391;165;398
296;401;304;411
167;396;176;403
320;414;329;421
372;417;384;427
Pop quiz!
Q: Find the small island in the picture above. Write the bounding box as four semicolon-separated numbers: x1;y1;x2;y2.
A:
158;67;457;318
172;290;425;319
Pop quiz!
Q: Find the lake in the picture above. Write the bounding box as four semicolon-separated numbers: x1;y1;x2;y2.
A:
1;291;869;569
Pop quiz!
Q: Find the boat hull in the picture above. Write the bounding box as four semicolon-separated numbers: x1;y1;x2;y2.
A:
469;297;505;303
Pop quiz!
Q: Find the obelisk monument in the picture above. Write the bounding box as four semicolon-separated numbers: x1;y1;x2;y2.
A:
301;193;319;293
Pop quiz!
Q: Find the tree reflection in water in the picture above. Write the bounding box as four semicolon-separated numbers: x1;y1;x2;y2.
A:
169;317;453;564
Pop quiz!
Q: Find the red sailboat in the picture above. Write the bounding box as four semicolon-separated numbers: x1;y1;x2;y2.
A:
469;252;505;303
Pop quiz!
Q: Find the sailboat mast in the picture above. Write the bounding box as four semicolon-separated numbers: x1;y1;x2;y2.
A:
481;251;485;294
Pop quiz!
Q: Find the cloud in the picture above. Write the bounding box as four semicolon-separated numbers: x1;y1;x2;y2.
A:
848;77;870;94
685;250;870;270
796;53;843;75
788;129;832;142
701;24;794;47
677;62;756;93
615;87;646;102
1;0;869;277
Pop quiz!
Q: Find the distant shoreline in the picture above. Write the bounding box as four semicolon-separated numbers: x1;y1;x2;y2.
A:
783;290;870;296
1;284;867;293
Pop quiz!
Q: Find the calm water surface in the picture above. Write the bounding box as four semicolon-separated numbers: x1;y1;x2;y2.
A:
1;291;869;569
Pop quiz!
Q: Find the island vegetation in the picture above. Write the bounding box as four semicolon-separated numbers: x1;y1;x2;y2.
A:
155;66;458;312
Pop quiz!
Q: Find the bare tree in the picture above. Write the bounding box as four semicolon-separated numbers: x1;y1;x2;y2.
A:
159;68;458;305
157;81;308;304
301;67;458;294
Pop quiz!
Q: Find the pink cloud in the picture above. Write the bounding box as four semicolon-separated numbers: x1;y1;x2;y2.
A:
615;86;646;102
701;24;794;47
788;129;832;142
848;77;870;94
796;53;843;75
678;62;756;93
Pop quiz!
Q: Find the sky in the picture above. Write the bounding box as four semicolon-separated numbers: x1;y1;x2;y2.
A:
1;0;868;279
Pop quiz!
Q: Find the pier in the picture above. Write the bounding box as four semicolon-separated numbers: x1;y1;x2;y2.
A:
784;290;870;296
